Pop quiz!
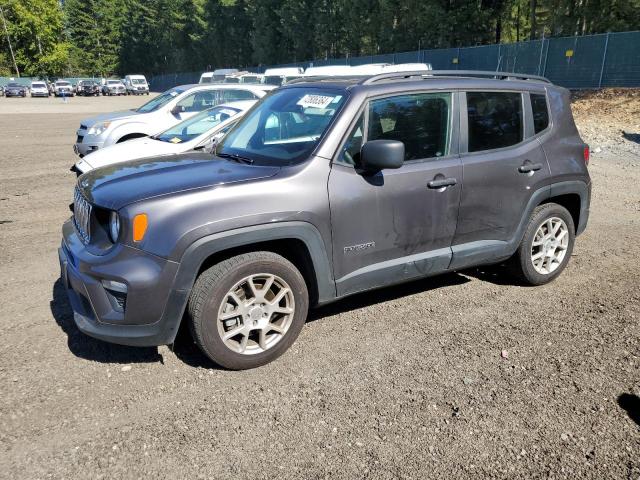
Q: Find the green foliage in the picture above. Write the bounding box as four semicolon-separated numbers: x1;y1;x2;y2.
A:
0;0;638;77
0;0;69;76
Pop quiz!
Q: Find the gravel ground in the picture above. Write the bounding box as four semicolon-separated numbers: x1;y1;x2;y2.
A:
0;91;639;479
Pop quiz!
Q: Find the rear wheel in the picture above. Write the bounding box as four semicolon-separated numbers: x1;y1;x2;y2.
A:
188;252;309;370
511;203;575;285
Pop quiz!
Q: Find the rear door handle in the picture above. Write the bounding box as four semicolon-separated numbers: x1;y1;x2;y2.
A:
427;177;457;189
518;163;543;173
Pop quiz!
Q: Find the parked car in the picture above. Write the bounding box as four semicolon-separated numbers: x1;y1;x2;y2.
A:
199;69;238;84
59;70;591;370
124;75;149;95
262;67;304;86
73;100;256;174
222;72;262;84
4;82;27;97
77;80;101;96
102;79;126;96
53;80;74;97
30;81;50;97
74;83;274;157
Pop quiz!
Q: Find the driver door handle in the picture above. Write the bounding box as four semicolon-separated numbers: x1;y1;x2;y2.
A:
427;177;457;189
518;162;543;173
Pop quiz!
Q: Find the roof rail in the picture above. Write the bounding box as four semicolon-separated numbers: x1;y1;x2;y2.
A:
361;69;551;85
285;75;364;85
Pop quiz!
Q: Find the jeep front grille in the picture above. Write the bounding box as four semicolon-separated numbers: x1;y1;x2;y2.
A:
73;187;92;243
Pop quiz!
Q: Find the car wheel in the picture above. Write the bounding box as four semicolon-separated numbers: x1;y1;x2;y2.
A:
188;251;309;370
510;203;575;286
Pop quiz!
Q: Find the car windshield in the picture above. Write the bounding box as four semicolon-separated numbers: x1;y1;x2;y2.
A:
132;78;146;85
136;87;185;113
8;83;21;87
216;87;347;166
155;106;241;143
32;83;45;88
107;80;121;85
56;81;70;86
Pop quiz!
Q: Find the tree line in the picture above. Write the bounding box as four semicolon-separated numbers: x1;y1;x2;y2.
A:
0;0;638;78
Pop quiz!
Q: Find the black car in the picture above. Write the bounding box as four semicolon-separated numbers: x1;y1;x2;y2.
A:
4;82;27;98
77;80;101;96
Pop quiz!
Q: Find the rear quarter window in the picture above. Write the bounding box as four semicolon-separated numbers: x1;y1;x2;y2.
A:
531;93;550;134
466;91;523;152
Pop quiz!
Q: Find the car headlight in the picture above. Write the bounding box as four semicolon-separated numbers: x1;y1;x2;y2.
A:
88;121;111;136
109;211;120;243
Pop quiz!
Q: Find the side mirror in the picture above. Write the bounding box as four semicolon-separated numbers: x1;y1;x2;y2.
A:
171;105;184;115
359;140;404;172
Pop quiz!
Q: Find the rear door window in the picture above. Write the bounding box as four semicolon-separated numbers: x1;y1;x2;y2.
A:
530;93;550;134
367;92;452;161
466;91;523;152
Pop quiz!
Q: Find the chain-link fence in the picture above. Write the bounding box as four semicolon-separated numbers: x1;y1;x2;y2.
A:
149;30;640;92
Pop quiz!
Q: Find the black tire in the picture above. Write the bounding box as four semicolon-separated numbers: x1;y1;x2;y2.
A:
510;203;575;286
188;251;309;370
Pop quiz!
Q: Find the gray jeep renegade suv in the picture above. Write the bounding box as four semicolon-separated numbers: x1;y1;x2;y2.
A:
59;71;591;369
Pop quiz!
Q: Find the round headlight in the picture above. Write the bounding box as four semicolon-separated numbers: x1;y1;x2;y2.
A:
109;211;120;243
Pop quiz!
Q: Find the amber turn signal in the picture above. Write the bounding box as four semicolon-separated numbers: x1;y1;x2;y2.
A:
132;214;148;242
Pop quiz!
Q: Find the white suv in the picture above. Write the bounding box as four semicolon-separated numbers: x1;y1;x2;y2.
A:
74;83;275;157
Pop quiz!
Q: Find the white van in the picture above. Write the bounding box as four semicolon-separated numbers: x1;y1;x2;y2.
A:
262;67;304;86
124;75;149;95
199;69;239;84
382;63;432;72
303;65;354;77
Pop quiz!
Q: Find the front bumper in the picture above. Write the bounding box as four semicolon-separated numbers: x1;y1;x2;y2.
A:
58;219;185;346
31;91;49;97
5;91;26;97
74;128;104;157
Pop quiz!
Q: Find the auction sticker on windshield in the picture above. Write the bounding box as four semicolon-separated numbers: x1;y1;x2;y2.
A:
297;94;339;109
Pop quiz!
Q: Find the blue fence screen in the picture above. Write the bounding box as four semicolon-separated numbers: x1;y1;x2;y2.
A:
8;31;634;92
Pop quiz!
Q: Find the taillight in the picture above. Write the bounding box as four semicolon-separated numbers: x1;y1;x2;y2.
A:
583;145;590;166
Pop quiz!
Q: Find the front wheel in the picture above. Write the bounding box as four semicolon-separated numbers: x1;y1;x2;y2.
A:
511;203;575;285
188;252;309;370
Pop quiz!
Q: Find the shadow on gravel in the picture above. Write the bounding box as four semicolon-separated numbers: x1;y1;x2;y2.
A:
622;131;640;144
462;263;526;287
618;393;640;426
308;271;470;321
50;279;163;365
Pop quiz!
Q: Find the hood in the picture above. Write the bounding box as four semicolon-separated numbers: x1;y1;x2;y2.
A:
81;137;185;170
77;153;280;210
82;109;143;127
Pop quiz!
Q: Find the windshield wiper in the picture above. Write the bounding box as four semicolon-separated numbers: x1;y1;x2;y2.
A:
216;152;254;165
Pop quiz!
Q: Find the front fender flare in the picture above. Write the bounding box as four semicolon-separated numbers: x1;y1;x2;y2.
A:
157;222;336;344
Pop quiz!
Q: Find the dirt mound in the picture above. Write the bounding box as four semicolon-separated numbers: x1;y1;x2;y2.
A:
571;88;640;156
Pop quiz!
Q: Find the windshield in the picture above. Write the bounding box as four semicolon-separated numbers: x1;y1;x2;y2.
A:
136;87;184;113
108;80;121;85
132;78;146;85
32;83;46;88
155;106;240;143
56;81;70;86
7;83;21;87
217;87;347;166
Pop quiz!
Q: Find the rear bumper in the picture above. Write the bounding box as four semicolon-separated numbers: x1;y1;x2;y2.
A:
58;220;184;347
